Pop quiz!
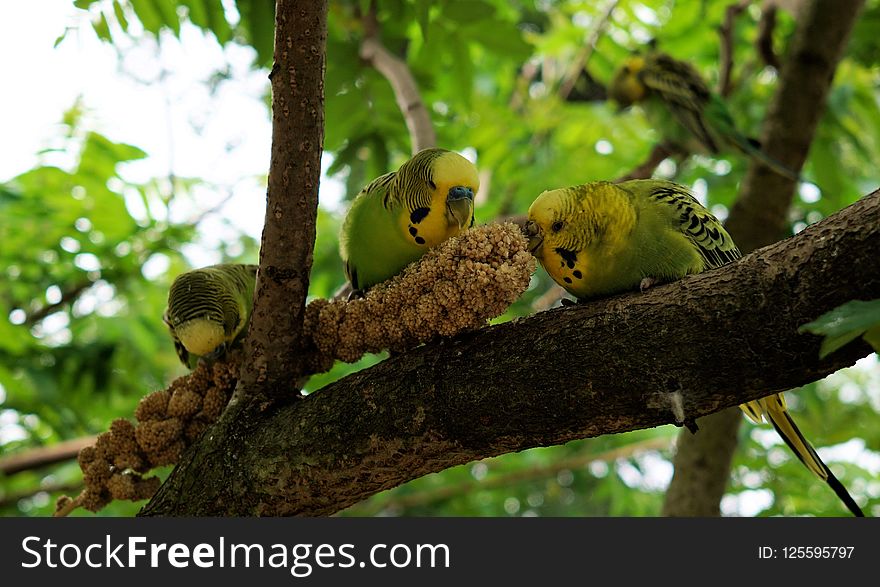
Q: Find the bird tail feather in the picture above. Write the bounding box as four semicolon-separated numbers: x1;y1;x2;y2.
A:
730;135;801;182
741;394;864;517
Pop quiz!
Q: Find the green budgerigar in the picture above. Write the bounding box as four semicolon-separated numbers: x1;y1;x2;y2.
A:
340;148;479;292
163;263;258;368
608;51;798;181
524;179;863;516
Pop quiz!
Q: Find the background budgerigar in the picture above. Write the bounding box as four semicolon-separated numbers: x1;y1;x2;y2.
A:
163;263;258;368
608;51;798;181
339;147;479;292
525;179;863;516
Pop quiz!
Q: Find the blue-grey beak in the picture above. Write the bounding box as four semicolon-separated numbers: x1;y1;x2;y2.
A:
446;186;475;229
447;186;474;202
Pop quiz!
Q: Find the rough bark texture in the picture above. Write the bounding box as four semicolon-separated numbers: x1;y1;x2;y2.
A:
237;0;328;399
661;0;865;517
140;191;880;516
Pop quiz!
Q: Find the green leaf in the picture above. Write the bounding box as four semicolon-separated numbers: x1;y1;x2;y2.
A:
203;0;233;44
443;0;495;23
150;0;181;36
113;0;130;31
94;11;113;42
238;0;275;67
416;0;431;41
799;299;880;357
130;0;164;36
864;326;880;353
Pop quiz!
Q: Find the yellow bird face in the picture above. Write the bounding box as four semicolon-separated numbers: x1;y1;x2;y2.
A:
608;56;647;108
526;183;637;299
525;187;589;295
396;150;479;249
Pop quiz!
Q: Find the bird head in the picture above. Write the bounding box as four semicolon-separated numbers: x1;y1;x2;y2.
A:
608;55;647;108
526;187;579;261
431;150;479;231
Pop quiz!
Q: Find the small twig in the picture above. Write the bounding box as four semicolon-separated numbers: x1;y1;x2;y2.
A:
53;491;85;518
558;0;619;101
718;0;751;98
347;436;672;515
359;2;435;153
613;143;672;182
24;281;93;326
757;4;781;69
0;435;99;475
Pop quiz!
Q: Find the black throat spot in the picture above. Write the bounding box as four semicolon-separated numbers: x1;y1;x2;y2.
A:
554;247;578;270
410;207;430;224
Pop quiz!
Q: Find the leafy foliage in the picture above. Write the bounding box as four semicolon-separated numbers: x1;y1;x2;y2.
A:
800;299;880;357
2;0;879;517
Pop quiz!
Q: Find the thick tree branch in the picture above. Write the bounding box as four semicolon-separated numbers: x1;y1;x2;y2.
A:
664;0;865;516
236;0;327;400
141;190;880;516
359;3;435;153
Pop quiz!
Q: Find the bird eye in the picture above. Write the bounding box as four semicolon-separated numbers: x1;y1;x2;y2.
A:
551;221;564;232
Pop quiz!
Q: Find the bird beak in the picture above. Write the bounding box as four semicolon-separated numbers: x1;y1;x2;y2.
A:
524;220;543;254
446;186;475;229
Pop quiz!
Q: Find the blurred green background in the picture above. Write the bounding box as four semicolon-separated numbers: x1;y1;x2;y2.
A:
1;0;878;517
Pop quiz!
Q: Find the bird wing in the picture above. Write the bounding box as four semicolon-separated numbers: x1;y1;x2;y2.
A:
648;183;741;269
640;54;720;153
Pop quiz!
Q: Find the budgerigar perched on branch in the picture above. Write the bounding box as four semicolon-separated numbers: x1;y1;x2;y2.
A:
340;148;479;292
163;264;258;368
524;179;862;516
608;51;798;181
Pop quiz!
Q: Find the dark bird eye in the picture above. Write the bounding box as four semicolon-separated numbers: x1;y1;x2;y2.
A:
551;221;564;232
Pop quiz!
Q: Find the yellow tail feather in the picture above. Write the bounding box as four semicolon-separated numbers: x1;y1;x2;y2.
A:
741;393;865;516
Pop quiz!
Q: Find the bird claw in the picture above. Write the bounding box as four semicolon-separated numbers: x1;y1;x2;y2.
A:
639;277;658;293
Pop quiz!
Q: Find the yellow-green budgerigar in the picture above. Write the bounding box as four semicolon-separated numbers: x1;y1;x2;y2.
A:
525;179;863;516
340;148;479;292
608;51;797;181
163;264;258;368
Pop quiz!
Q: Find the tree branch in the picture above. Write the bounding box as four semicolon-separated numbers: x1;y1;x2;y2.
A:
717;0;750;98
359;2;436;154
558;0;619;101
24;281;93;326
0;435;98;475
236;0;328;401
757;3;781;69
141;190;880;516
613;144;672;182
345;436;672;515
